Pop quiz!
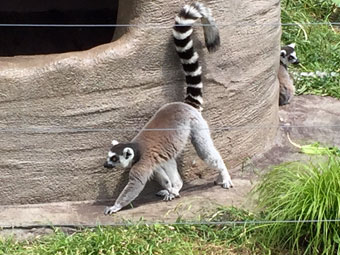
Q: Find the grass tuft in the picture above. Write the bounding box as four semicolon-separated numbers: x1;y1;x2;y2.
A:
252;155;340;254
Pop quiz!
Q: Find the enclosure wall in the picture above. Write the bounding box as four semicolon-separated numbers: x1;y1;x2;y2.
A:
0;0;281;205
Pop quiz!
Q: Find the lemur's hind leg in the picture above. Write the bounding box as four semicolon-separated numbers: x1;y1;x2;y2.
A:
154;158;183;201
191;117;233;189
154;167;175;201
164;159;183;197
279;82;295;106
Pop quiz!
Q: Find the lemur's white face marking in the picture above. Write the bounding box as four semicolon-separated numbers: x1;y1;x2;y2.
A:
104;141;135;169
280;43;299;66
119;148;135;168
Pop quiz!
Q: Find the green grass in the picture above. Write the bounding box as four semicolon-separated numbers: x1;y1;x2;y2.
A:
0;206;294;255
281;0;340;98
0;209;257;255
0;206;284;255
252;155;340;254
2;154;339;255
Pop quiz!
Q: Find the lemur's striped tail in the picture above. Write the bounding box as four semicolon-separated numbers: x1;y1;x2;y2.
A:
173;2;220;111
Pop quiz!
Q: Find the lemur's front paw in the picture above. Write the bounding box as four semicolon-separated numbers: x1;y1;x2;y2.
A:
104;205;122;215
214;177;234;189
222;179;234;189
163;193;176;201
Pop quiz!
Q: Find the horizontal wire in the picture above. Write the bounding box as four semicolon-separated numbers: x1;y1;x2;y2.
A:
1;219;340;230
0;22;339;28
0;125;339;134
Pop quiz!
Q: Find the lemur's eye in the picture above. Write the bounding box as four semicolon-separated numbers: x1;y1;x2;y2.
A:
288;56;294;61
125;151;131;159
110;155;118;162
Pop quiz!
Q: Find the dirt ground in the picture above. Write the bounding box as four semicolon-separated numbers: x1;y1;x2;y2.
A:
1;95;339;240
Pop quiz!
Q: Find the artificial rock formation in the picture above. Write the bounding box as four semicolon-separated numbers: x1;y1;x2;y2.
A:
0;0;280;205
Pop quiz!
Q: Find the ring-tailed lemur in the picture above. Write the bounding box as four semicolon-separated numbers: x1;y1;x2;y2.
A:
103;2;233;215
279;43;300;106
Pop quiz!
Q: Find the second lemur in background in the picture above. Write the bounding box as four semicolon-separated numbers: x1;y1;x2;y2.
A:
279;43;300;106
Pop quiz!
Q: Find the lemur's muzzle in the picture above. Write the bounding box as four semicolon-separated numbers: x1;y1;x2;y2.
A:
294;59;300;65
103;161;114;169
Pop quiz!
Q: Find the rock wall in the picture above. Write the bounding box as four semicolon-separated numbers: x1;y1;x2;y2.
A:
0;0;281;205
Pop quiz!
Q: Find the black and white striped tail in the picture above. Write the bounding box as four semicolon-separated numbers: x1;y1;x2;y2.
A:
173;2;220;111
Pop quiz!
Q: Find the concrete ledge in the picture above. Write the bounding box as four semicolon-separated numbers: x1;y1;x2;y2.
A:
0;178;252;228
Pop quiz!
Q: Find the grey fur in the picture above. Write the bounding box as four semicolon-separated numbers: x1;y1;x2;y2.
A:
279;43;299;106
103;2;231;215
103;103;233;214
154;158;182;200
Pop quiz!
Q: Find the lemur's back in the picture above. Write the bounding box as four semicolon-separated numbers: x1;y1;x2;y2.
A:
132;103;200;157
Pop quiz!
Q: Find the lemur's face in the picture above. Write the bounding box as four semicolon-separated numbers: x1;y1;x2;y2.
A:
280;43;299;66
103;140;135;169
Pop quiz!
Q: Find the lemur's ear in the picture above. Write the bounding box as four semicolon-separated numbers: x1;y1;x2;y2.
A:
111;140;119;146
280;50;286;57
123;147;134;160
288;43;296;49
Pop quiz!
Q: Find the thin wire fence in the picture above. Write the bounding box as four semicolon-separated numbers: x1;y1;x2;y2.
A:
0;124;339;134
0;22;339;28
0;19;337;134
0;16;339;228
1;218;340;229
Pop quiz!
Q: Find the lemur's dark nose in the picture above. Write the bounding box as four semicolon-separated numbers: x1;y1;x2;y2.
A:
103;162;114;169
294;59;300;65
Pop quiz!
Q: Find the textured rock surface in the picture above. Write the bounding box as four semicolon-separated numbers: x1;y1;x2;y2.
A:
0;0;280;205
